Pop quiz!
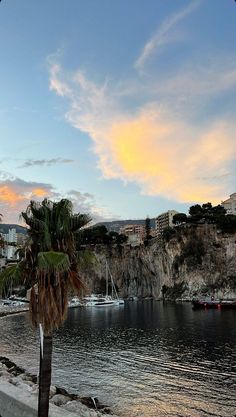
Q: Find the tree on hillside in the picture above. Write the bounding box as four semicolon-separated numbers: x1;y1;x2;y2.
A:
145;216;151;242
0;199;91;417
77;225;127;246
189;204;203;217
162;226;176;242
173;213;187;224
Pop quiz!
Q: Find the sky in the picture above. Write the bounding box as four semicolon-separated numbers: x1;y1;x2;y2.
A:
0;0;236;224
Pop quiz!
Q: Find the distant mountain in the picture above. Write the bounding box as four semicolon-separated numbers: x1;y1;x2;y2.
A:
96;218;155;232
0;224;28;235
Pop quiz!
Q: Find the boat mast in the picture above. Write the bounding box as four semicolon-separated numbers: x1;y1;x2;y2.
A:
106;260;109;297
107;262;119;300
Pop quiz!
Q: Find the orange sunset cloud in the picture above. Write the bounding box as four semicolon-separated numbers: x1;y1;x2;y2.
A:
49;64;236;206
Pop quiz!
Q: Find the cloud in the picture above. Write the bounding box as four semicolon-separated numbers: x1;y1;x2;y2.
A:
0;174;114;224
19;158;74;168
103;108;235;203
154;60;236;100
49;61;236;206
0;177;56;222
49;64;72;97
135;0;200;71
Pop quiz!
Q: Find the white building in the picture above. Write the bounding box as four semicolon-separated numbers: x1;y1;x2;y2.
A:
222;193;236;215
3;228;17;244
155;210;178;234
1;245;19;260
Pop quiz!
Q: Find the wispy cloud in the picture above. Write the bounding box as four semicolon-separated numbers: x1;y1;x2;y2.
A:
49;63;236;205
135;0;200;71
154;60;236;99
19;158;74;168
48;1;236;207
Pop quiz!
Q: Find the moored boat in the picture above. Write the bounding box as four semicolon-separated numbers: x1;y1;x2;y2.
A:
83;261;124;307
192;299;236;309
68;296;82;308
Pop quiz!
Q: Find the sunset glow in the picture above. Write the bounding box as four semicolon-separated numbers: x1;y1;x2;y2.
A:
0;1;235;222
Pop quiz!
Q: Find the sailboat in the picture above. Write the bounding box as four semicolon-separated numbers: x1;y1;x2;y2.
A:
84;261;124;307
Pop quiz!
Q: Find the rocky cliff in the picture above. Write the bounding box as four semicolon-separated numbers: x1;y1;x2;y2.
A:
79;224;236;300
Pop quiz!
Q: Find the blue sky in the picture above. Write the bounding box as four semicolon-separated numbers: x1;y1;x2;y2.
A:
0;0;236;223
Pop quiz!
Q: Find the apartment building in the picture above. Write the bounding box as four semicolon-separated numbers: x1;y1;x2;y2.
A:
0;228;26;260
1;245;19;260
3;228;17;244
120;224;145;238
155;210;178;234
222;193;236;215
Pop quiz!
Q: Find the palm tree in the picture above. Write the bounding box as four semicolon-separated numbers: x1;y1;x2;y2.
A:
0;199;91;417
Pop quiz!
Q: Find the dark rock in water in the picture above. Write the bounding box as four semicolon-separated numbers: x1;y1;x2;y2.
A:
80;396;98;409
102;407;112;414
0;356;24;375
80;396;108;410
56;386;78;400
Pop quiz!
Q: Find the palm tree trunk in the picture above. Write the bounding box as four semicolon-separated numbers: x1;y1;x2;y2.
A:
38;334;53;417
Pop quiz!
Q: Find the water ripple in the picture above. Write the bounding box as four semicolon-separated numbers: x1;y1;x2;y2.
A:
0;302;236;416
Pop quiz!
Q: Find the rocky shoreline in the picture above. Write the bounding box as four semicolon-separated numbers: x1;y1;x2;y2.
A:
0;303;29;317
0;356;118;417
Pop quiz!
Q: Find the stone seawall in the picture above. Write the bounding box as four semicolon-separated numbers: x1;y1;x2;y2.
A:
0;381;77;417
0;358;118;417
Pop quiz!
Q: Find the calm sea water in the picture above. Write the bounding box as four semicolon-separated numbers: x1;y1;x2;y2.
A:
0;301;236;417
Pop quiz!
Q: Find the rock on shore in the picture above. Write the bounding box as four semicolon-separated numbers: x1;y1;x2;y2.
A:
0;357;119;417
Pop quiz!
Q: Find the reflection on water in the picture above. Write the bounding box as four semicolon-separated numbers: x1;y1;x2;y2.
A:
0;302;236;416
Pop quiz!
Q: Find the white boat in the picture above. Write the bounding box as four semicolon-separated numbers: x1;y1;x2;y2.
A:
84;262;124;307
68;296;82;308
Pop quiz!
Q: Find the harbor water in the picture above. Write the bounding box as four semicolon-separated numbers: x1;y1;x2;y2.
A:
0;301;235;417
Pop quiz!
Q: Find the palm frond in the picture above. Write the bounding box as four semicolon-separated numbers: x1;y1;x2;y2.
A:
0;264;24;295
20;198;91;333
70;213;92;232
37;251;70;274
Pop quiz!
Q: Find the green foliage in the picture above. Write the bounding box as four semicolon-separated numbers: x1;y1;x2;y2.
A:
77;225;109;245
37;252;70;274
0;264;22;297
21;199;91;253
172;237;205;271
77;225;127;246
188;202;227;225
145;216;151;240
216;214;236;233
0;198;91;333
181;202;236;233
173;213;187;224
189;204;203;217
77;249;97;267
162;226;176;242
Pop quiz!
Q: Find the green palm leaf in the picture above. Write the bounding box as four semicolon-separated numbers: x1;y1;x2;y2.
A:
37;251;70;274
0;264;23;295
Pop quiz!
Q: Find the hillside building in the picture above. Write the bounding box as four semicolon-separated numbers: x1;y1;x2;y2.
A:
222;193;236;215
2;228;17;244
155;210;178;234
120;224;146;240
119;224;146;246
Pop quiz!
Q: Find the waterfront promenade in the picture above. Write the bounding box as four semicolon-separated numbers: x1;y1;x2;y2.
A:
0;306;118;417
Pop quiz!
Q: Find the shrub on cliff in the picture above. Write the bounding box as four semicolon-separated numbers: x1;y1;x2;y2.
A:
162;226;176;242
172;237;205;271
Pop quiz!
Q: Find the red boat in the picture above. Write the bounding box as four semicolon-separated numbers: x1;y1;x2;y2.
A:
192;299;236;309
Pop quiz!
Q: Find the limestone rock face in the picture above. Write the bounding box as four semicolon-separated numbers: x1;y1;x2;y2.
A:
79;225;236;300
